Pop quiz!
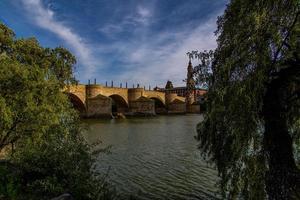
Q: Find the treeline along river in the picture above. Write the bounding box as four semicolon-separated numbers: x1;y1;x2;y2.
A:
82;114;220;200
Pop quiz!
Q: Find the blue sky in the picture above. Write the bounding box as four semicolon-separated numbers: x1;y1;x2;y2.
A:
0;0;227;87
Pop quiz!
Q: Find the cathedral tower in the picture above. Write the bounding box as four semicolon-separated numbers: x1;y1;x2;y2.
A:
186;60;195;107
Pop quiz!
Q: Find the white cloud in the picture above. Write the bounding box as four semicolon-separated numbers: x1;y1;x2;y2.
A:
19;0;222;87
135;6;152;25
105;16;219;87
137;6;151;18
98;24;124;35
98;4;152;36
20;0;99;80
135;5;152;25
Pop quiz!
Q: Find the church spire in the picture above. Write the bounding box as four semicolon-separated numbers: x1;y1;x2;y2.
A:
187;60;194;87
186;60;195;107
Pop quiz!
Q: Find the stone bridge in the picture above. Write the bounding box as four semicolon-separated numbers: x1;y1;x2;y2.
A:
65;84;188;117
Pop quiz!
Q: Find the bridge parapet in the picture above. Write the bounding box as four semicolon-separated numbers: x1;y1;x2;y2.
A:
65;84;198;117
144;90;166;105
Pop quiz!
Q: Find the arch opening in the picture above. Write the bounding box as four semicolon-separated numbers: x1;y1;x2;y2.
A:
150;97;166;114
66;93;86;116
109;95;128;114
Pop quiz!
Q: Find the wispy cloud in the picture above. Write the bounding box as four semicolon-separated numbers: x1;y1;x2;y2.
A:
136;6;152;25
99;15;219;87
137;6;151;18
98;24;124;36
98;4;153;37
19;0;99;80
14;0;225;87
94;2;223;87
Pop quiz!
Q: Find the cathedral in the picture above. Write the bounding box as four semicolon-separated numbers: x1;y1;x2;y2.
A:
154;61;207;104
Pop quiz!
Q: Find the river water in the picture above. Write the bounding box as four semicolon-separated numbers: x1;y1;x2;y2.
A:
82;114;220;200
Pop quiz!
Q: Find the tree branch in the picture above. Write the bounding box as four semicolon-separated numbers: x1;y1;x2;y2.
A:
271;10;300;66
0;119;23;151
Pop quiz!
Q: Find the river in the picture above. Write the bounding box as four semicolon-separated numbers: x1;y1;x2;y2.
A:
82;114;220;200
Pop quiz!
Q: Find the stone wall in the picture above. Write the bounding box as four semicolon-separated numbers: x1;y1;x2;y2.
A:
101;87;129;104
86;85;102;98
187;104;200;113
65;84;86;105
129;97;155;115
128;88;144;101
144;90;166;105
165;93;177;104
86;95;112;118
168;99;186;114
155;107;167;114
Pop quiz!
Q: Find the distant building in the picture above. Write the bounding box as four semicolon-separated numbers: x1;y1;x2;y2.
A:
165;80;174;89
154;86;207;103
154;61;207;103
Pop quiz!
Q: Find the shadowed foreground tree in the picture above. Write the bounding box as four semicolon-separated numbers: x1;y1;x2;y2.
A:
189;0;300;199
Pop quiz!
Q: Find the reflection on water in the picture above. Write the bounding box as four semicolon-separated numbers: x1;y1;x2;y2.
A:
82;114;220;200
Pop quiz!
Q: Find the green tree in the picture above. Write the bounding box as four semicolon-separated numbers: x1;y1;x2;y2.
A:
0;24;76;87
47;47;77;86
0;22;78;150
0;23;116;199
0;58;68;151
190;0;300;199
0;23;14;55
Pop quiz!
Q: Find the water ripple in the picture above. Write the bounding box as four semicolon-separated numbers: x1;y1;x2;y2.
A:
83;115;220;199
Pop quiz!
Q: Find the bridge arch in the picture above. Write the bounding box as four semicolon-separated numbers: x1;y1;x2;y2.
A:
66;93;86;116
150;97;167;114
109;94;129;114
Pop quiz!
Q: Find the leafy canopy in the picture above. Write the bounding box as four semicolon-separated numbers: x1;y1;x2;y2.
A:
0;23;116;199
189;0;300;199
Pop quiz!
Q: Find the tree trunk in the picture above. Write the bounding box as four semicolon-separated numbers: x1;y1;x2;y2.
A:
263;77;300;199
